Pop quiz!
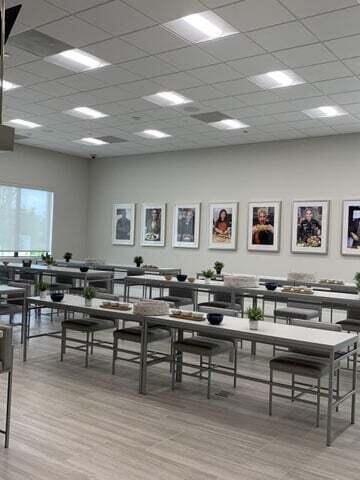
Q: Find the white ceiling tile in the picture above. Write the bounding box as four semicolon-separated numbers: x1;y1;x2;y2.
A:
255;101;298;114
39;97;86;112
304;6;360;40
46;0;109;13
343;103;360;114
57;73;109;91
5;68;44;86
315;77;360;95
343;57;360;75
321;115;359;125
31;80;80;97
213;78;260;95
122;26;189;54
7;87;53;104
158;46;218;70
5;45;40;68
201;96;245;110
77;0;155;35
200;34;265;61
216;0;294;32
298;126;336;136
121;57;178;78
290;96;334;109
18;60;73;80
228;54;286;76
38;16;111;47
274;111;307;122
248;22;318;51
120;79;165;97
200;0;239;6
190;64;243;83
87;65;142;85
14;0;66;28
276;84;322;100
295;61;352;82
279;0;357;18
154;72;204;90
224;106;262;118
273;44;337;68
179;85;223;101
237;91;283;106
85;38;147;64
121;0;204;23
325;35;360;59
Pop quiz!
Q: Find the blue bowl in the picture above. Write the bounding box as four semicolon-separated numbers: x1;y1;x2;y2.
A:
50;292;64;302
207;313;224;325
265;283;277;291
80;266;89;272
176;274;187;282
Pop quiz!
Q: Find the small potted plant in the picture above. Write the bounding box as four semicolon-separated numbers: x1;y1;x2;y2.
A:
246;306;264;331
42;253;54;265
354;273;360;298
35;280;49;299
134;256;144;268
202;269;214;283
63;252;72;263
83;286;96;306
214;261;224;275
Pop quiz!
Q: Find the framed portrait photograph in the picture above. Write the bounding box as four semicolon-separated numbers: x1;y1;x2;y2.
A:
291;200;329;254
248;201;281;252
208;203;237;250
172;203;200;248
141;203;166;247
112;203;135;246
342;200;360;255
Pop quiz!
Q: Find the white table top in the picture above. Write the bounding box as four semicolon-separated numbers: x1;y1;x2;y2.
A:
150;314;358;351
3;263;112;277
0;285;25;294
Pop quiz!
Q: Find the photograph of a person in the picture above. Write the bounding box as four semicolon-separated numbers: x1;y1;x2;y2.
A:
173;204;200;248
112;204;135;245
141;203;166;246
248;202;281;252
209;203;237;250
291;200;329;254
342;200;360;255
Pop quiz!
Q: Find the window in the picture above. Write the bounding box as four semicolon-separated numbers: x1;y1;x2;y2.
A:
0;184;53;256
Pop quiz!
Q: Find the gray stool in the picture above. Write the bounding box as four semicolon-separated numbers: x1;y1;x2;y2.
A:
0;325;13;448
112;325;171;375
172;336;233;399
274;301;321;323
61;318;114;367
154;287;193;308
269;321;342;427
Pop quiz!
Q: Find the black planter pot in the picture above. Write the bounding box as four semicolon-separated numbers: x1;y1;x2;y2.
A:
215;269;222;275
136;263;141;268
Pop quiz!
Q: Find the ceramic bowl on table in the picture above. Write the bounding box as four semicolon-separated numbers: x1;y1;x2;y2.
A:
207;313;224;325
176;274;187;282
164;274;173;281
50;292;64;302
187;277;195;283
2;261;9;267
79;266;89;273
22;260;32;268
265;282;277;291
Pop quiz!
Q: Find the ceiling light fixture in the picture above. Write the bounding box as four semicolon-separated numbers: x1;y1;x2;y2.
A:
45;48;110;72
75;137;109;146
303;106;348;119
135;129;172;139
163;10;238;43
249;70;305;89
64;107;109;120
2;80;21;91
8;118;42;129
143;91;193;107
210;119;249;130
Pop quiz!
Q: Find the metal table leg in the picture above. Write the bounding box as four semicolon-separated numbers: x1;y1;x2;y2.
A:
139;317;149;394
326;351;335;446
23;298;29;361
351;340;358;425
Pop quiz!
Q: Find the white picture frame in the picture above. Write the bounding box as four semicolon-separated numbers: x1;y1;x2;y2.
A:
141;203;166;247
248;201;281;252
172;203;200;248
208;202;238;250
291;200;329;254
341;200;360;256
112;203;135;246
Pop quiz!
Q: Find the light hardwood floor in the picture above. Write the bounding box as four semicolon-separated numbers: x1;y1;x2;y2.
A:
0;310;359;480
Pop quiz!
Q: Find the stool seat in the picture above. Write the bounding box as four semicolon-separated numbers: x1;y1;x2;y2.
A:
173;336;232;356
153;296;192;307
337;319;360;332
62;318;113;332
114;326;170;343
274;307;319;320
270;353;329;378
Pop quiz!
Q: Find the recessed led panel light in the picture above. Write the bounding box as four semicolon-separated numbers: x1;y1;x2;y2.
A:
135;129;172;139
249;70;305;89
210;119;249;130
75;137;109;146
163;11;238;43
2;80;21;91
45;48;110;72
143;91;193;107
64;107;109;120
303;106;348;119
8;119;41;129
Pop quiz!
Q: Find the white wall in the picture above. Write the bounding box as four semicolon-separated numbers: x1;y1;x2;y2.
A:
0;144;89;258
88;134;360;281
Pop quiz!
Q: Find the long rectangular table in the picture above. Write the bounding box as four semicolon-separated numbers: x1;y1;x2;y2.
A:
0;285;27;343
124;274;360;313
55;260;181;276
